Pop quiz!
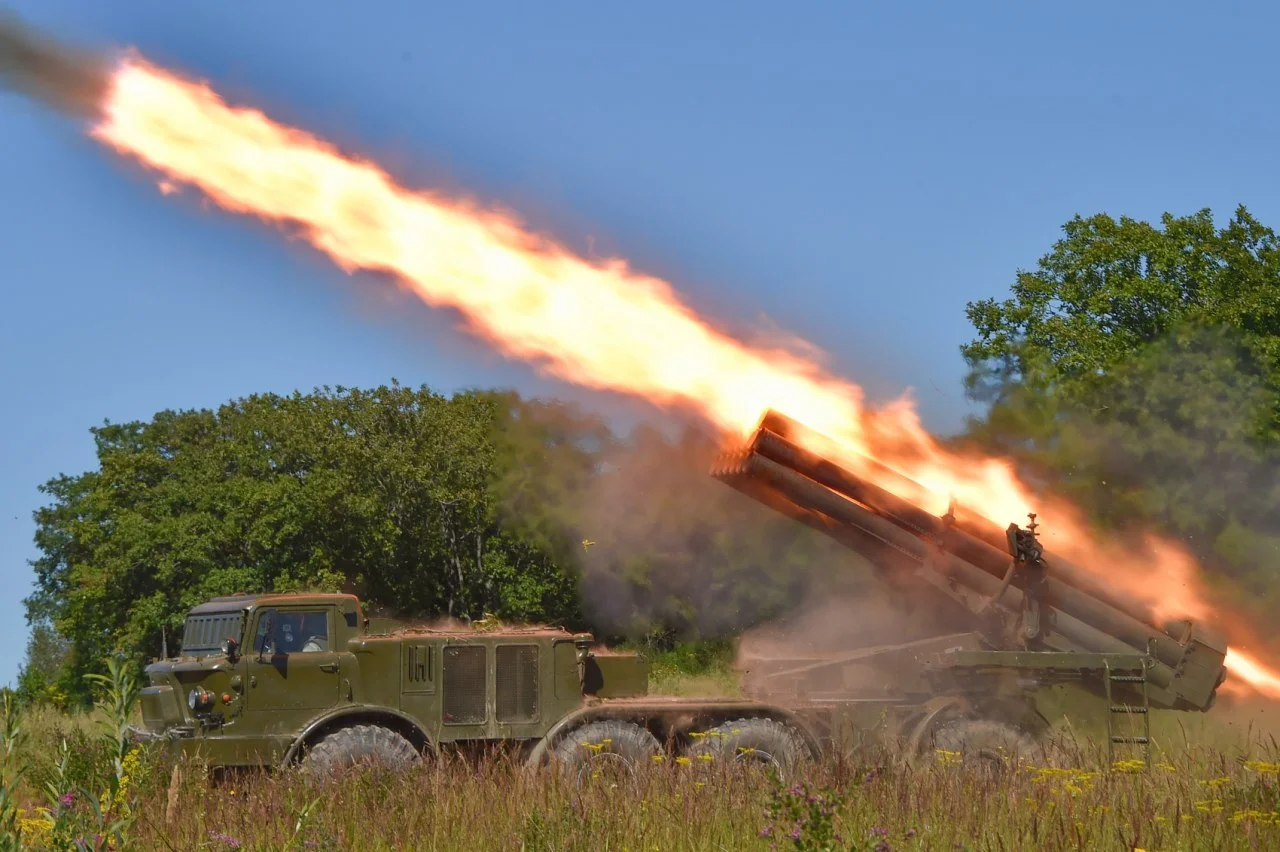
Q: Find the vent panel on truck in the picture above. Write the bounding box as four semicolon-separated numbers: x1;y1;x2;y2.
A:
402;644;434;694
442;645;486;725
181;613;244;655
496;645;539;723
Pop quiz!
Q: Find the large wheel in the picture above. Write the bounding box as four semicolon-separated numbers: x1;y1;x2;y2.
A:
929;718;1040;774
301;723;421;775
549;720;661;787
688;717;811;777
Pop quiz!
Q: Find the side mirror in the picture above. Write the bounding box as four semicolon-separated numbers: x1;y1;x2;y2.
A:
222;637;239;664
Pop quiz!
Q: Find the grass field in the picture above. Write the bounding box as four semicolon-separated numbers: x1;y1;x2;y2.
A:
4;660;1280;851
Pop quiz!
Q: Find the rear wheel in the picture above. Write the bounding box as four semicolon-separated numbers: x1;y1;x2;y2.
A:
549;720;661;787
928;718;1040;774
687;717;811;777
301;723;421;775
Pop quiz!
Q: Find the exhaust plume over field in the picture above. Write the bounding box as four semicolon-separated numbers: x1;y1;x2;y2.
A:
3;12;1279;697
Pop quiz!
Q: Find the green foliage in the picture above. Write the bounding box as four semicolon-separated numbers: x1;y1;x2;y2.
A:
1;655;158;850
0;693;24;852
644;638;736;681
14;626;71;711
960;205;1280;612
760;769;859;851
25;383;838;702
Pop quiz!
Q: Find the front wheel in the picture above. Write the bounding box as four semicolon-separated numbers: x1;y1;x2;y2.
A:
300;723;421;775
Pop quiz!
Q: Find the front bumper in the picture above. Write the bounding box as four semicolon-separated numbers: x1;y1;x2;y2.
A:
126;724;194;745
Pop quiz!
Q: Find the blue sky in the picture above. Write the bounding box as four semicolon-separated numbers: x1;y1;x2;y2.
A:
2;1;1276;687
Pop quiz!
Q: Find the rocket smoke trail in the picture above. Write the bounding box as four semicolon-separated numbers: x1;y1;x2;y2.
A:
0;10;107;118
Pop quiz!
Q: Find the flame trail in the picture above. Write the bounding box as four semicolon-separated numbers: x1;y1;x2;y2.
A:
3;14;1279;699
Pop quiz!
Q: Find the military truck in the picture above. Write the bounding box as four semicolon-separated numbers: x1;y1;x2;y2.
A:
133;410;1233;776
135;591;822;778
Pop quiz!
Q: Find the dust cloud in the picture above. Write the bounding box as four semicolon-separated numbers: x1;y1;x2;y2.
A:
559;414;970;685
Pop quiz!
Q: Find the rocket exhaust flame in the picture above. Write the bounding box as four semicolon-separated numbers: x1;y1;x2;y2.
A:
3;12;1279;701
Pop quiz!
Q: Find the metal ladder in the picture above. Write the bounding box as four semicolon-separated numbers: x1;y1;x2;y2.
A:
1103;650;1152;771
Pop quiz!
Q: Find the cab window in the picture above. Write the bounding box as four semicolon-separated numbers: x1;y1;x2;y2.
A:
252;608;331;654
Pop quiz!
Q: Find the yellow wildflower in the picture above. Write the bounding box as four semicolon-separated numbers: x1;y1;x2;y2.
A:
581;738;612;754
1245;760;1280;775
17;807;55;843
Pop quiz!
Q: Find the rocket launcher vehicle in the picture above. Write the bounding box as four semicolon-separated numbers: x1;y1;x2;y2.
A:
711;410;1229;713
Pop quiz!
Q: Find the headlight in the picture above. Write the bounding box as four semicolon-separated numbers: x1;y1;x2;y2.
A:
187;687;213;712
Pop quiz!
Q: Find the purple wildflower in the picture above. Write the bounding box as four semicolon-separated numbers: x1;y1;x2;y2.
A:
207;830;242;849
759;824;773;838
875;842;892;852
790;823;803;841
871;826;889;837
59;791;75;808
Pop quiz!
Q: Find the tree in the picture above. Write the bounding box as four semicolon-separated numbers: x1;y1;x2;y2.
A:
25;383;589;703
960;205;1280;615
25;383;843;703
14;622;72;708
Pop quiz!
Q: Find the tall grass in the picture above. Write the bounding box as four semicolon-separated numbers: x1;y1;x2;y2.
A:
4;667;1280;850
6;722;1280;849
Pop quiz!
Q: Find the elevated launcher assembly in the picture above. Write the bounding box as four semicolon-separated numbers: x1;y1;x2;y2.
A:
711;411;1230;760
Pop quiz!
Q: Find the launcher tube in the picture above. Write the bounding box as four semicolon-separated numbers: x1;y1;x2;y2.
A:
730;453;1177;690
756;413;1188;633
748;426;1193;673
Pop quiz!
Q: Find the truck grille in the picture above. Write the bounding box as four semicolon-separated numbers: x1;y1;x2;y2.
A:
496;645;538;723
442;645;486;725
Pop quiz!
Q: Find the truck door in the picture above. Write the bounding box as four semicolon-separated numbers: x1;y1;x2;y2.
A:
244;606;342;719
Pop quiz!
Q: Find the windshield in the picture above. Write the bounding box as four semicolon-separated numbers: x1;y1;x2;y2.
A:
180;610;245;656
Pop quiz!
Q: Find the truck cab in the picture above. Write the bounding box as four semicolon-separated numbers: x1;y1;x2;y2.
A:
139;593;367;764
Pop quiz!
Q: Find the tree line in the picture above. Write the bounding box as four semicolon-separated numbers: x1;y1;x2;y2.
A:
17;386;851;706
18;203;1280;706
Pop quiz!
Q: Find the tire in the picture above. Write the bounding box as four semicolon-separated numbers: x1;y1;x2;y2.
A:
929;718;1040;774
688;717;811;777
301;723;421;775
549;720;661;786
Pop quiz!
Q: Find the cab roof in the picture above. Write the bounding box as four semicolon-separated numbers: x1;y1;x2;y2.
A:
186;592;360;615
